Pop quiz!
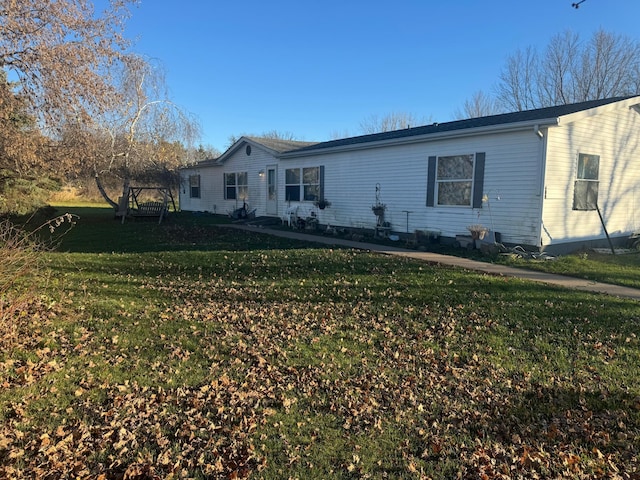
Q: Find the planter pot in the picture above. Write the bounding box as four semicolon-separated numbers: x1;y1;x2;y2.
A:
455;234;475;250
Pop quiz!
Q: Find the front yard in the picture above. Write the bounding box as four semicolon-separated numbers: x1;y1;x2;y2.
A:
1;206;639;478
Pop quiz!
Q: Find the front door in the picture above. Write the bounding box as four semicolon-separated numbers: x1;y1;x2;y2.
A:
266;165;278;216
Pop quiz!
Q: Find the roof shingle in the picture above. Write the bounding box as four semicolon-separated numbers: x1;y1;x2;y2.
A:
286;96;636;154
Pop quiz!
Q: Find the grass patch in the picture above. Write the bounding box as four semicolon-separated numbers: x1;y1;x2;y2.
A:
0;205;638;478
500;249;640;289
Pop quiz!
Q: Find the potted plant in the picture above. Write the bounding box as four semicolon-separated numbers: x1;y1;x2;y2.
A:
467;224;488;240
315;198;331;210
371;204;386;216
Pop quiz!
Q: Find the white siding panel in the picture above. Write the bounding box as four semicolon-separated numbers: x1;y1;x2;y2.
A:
179;165;223;213
179;143;280;217
283;130;544;245
543;107;640;248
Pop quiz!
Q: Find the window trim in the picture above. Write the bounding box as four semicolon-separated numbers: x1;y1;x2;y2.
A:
189;174;200;199
436;154;474;206
224;171;248;201
285;168;301;202
573;152;600;211
426;153;485;208
285;166;324;202
302;166;321;202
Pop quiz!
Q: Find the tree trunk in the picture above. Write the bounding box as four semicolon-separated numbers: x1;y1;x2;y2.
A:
94;174;118;209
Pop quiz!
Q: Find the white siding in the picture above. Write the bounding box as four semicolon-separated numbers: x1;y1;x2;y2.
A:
179;165;223;213
283;130;544;245
179;144;280;216
542;106;640;249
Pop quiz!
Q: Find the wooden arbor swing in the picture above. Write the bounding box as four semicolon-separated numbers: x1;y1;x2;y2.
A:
116;186;177;224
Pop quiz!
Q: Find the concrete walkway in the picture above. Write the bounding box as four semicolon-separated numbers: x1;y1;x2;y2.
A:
227;224;640;301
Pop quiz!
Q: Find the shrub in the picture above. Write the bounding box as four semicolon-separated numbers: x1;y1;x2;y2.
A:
0;214;76;347
0;171;61;216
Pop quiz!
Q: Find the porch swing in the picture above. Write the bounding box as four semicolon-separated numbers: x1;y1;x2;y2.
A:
116;186;176;224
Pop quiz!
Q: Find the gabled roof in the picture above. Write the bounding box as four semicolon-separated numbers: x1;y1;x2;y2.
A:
188;136;318;168
282;96;640;157
244;136;317;153
183;96;640;168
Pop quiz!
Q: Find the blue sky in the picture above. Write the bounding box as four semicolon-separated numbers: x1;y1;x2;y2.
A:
120;0;640;152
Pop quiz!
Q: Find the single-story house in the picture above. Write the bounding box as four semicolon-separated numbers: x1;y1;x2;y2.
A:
179;95;640;253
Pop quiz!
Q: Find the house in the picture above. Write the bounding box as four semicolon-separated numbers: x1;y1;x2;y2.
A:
179;95;640;253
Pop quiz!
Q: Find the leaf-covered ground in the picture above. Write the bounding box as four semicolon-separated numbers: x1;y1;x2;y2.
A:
1;222;640;479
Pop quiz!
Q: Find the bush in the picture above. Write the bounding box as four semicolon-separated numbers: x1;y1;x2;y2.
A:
0;214;76;347
0;171;61;216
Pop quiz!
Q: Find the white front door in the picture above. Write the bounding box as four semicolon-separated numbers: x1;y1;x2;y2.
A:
266;165;278;216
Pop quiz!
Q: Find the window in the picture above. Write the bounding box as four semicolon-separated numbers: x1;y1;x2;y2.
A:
573;153;599;210
303;167;320;201
426;153;485;208
237;172;248;200
285;166;324;202
436;155;474;205
225;172;248;201
189;174;200;198
285;168;301;201
225;173;236;199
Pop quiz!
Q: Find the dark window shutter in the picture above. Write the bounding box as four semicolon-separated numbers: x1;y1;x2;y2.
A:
426;156;437;207
319;166;325;200
472;152;485;209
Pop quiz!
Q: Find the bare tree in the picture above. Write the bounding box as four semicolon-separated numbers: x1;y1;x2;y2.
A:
496;46;539;111
538;31;580;106
496;29;640;111
454;90;502;119
93;54;201;207
576;30;640;100
0;0;135;132
359;112;429;134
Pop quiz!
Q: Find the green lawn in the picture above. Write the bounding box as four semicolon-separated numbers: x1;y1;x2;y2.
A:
500;249;640;289
1;205;639;478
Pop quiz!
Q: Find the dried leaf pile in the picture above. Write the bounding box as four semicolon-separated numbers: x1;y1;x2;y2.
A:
1;229;639;479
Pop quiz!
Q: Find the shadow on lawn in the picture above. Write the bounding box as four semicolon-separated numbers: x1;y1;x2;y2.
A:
490;383;638;464
51;207;315;254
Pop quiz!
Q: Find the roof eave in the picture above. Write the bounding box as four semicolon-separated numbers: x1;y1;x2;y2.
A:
279;118;560;159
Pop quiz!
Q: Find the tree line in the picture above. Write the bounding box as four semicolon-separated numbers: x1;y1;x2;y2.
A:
359;29;640;132
459;29;640;119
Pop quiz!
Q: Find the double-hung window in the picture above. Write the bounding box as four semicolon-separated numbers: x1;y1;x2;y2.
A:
285;166;323;202
225;172;248;201
436;155;474;206
427;153;485;208
573;153;599;211
189;174;200;198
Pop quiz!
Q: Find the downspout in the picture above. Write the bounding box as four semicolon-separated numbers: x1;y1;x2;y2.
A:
534;125;547;250
534;124;544;139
